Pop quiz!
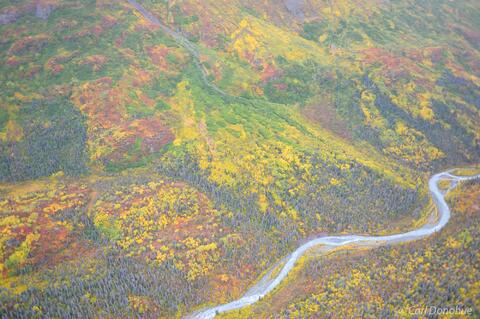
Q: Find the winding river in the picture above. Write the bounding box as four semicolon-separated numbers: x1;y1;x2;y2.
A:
124;2;480;318
184;171;478;319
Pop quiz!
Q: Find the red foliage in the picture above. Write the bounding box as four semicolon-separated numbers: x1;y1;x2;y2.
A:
5;56;25;67
8;34;51;54
360;47;425;79
134;118;175;154
131;69;152;87
147;45;171;68
0;26;29;44
74;77;123;129
260;62;278;83
103;118;174;162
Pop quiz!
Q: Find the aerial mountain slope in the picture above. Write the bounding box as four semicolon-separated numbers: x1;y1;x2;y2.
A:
141;0;480;168
0;0;478;318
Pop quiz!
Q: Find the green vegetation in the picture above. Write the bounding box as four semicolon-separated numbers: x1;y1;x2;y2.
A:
0;0;478;318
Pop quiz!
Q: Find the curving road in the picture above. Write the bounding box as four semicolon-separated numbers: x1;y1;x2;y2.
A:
184;170;479;319
126;0;229;97
123;2;480;318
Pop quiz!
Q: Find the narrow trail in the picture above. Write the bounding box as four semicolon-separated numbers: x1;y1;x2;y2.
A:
126;0;228;98
124;2;480;318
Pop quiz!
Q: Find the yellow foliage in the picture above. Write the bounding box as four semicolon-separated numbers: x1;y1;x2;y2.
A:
330;178;340;186
258;193;268;212
318;33;328;43
0;215;21;227
228;16;326;64
419;106;434;121
6;233;40;270
43;202;65;213
395;122;408;135
170;80;202;145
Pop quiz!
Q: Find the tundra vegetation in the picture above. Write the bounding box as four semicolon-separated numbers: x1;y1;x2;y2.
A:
0;0;478;318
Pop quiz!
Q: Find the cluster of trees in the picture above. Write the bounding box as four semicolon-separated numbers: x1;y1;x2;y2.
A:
0;98;88;182
313;69;480;170
365;75;479;167
158;144;420;235
92;176;225;282
0;166;473;319
285;153;419;233
0;249;205;319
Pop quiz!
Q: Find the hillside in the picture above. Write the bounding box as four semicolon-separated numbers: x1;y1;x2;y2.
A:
0;0;479;318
